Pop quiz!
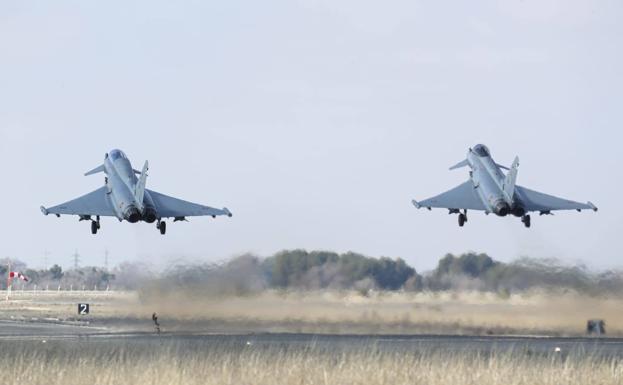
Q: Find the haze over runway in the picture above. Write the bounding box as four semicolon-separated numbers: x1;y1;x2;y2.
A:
0;0;621;270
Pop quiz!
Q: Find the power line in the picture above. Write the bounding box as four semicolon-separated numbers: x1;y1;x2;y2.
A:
71;249;80;270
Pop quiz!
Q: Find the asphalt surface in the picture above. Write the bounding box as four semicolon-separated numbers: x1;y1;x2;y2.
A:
0;319;102;337
1;319;622;357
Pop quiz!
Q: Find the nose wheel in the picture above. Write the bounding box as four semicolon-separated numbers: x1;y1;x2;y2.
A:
521;215;531;228
157;220;166;235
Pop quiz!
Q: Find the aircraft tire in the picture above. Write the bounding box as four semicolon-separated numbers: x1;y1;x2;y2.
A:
458;214;466;227
523;215;531;228
91;221;98;235
160;221;166;235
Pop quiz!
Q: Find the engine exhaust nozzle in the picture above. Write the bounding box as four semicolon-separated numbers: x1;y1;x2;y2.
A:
124;207;141;223
494;201;510;217
511;205;526;217
143;207;157;223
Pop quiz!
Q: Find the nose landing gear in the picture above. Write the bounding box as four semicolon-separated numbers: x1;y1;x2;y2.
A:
156;219;166;235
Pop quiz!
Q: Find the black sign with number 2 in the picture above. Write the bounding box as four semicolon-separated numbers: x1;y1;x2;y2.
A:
78;303;89;315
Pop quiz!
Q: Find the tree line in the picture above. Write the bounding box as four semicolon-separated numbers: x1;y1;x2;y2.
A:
2;251;623;295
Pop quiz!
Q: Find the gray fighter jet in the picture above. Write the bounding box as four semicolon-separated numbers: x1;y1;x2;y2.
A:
41;149;232;235
412;144;597;228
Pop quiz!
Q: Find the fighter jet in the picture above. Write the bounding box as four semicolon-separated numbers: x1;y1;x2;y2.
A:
411;144;597;228
41;149;232;235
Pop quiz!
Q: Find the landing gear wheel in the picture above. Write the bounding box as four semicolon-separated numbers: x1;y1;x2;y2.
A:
458;213;466;227
522;215;531;228
91;221;98;234
159;221;166;235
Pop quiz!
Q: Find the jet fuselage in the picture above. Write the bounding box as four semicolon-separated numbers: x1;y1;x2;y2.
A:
103;149;157;223
466;145;523;217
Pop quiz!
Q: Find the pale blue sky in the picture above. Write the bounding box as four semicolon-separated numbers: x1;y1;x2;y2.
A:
0;0;621;271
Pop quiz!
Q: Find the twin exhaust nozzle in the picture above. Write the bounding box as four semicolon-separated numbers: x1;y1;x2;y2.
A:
124;206;157;223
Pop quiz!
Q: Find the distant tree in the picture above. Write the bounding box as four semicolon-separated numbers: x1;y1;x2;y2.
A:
49;264;64;280
264;250;418;290
268;250;340;288
24;269;40;282
434;252;496;278
371;257;415;290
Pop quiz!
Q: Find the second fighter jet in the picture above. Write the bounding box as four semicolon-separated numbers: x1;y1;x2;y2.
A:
412;144;597;227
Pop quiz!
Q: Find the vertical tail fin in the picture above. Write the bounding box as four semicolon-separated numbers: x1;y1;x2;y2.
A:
502;156;519;202
449;159;469;170
135;160;149;208
84;164;105;176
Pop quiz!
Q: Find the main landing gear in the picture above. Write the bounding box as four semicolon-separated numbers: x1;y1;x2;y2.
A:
156;220;167;235
449;209;468;227
458;210;467;227
83;215;100;234
521;215;531;228
450;209;532;228
91;218;101;234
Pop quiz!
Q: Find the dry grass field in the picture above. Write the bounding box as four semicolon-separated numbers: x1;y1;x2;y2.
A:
0;339;621;385
142;289;622;336
1;290;622;385
1;289;621;336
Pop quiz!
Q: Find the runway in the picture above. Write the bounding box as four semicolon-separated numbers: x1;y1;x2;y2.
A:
0;320;621;357
0;319;102;337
